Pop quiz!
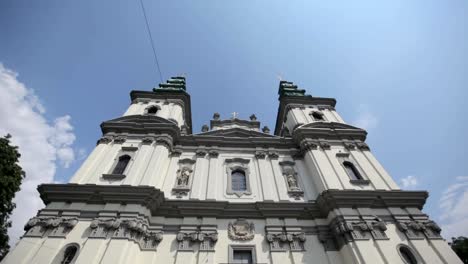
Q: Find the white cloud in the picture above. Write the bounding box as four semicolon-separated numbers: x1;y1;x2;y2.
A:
0;63;78;246
400;175;419;189
353;104;378;130
438;176;468;239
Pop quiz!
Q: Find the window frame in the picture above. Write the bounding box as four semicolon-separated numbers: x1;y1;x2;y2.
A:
397;244;421;264
336;153;370;185
226;158;252;197
102;147;137;180
228;244;257;264
52;243;80;264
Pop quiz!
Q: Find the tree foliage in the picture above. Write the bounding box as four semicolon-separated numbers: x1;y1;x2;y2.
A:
450;236;468;263
0;134;25;261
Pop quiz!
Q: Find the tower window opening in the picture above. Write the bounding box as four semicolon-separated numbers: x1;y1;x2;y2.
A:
231;170;247;191
311;111;325;121
60;245;78;264
112;155;131;175
147;106;158;115
343;161;363;180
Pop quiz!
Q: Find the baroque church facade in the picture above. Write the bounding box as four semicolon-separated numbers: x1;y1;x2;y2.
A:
2;77;461;264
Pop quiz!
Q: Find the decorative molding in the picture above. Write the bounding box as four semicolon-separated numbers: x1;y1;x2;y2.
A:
89;218;163;250
228;219;255;241
195;149;207;157
24;216;78;238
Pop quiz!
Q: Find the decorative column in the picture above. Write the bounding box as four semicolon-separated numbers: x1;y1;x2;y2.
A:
189;149;208;200
138;135;172;187
205;150;219;200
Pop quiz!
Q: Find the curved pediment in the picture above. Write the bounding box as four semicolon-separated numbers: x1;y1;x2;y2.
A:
197;127;277;138
100;115;180;137
293;122;367;141
300;122;365;131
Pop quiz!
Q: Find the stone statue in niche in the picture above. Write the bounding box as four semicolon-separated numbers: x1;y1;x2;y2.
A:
286;171;300;191
279;161;304;200
176;167;191;187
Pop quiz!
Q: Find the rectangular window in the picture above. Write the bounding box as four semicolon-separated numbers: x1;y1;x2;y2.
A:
233;250;252;264
229;245;256;264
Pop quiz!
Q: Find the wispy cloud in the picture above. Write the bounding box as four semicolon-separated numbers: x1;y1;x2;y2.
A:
352;104;378;131
0;63;78;246
438;176;468;239
400;175;419;189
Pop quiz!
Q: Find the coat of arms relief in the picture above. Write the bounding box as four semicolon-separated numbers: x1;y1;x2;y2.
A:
228;219;255;241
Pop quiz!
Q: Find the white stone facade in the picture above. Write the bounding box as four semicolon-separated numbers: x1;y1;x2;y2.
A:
2;78;462;264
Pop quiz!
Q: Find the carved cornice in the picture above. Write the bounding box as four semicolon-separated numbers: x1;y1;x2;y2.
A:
38;184;429;219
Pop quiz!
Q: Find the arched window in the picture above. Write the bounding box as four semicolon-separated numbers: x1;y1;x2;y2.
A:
53;244;79;264
398;245;418;264
147;106;158;115
112;155;131;175
343;161;363;180
231;170;247;191
311;111;325;121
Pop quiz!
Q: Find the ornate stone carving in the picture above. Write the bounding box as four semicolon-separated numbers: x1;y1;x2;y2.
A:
213;113;220;120
319;141;331;150
24;216;78;238
201;125;209;132
356;142;370;150
279;161;304;200
195;149;207;157
343;142;356;150
97;135;113;145
208;150;219;158
228;219;255;241
332;217;388;244
266;232;288;251
155;136;173;150
396;219;442;240
172;158;196;198
255;151;267;159
262;126;270;133
177;229;218;251
88;218;163;250
113;136;127;144
268;151;279;159
287;232;307;251
249;114;257;121
141;137;154;145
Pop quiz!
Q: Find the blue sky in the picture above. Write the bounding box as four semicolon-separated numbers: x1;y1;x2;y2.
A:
0;0;467;243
